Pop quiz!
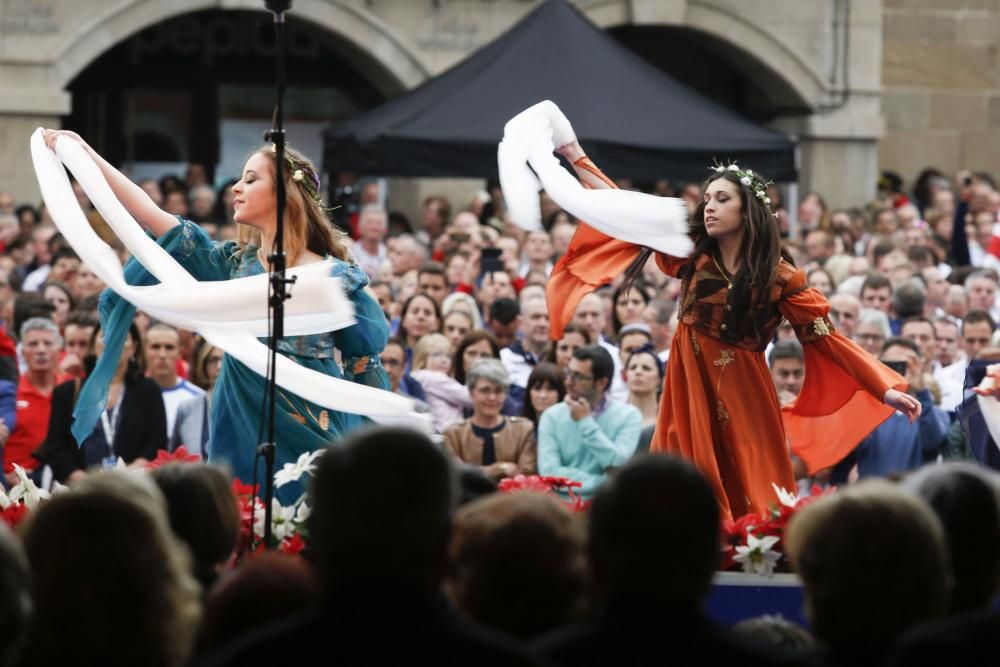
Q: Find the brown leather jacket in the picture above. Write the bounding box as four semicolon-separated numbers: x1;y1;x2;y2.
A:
442;416;536;480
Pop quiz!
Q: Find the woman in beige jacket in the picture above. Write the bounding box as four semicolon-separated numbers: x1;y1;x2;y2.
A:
443;359;536;481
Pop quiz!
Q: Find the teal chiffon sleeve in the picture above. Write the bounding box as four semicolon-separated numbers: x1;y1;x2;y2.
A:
71;220;229;444
331;261;391;389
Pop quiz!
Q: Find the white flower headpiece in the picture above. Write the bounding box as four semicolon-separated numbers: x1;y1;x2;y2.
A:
711;161;773;206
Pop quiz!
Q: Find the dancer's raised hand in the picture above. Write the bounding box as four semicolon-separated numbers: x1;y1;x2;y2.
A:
42;128;87;152
883;388;921;423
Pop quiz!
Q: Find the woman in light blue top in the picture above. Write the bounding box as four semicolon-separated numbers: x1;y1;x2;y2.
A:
42;130;389;500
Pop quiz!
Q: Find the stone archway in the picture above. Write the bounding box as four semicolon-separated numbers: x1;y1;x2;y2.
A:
50;0;430;95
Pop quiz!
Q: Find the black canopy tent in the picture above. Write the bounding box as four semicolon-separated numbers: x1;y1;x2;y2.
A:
323;0;796;182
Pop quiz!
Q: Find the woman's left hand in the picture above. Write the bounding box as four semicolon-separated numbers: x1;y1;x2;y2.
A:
884;388;921;423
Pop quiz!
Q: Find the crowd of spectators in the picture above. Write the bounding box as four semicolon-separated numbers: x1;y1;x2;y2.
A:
0;162;999;665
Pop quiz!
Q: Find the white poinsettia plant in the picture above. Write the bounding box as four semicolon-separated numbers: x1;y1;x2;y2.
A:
242;449;322;553
721;482;833;578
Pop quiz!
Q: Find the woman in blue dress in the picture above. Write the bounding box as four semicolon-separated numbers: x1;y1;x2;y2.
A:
42;130;390;494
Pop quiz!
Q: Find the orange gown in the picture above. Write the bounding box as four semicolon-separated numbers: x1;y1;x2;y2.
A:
547;158;907;520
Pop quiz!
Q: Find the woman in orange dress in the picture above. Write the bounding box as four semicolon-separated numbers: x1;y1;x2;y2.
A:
546;141;921;519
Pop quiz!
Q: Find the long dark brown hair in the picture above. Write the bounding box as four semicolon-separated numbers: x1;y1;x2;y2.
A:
639;169;791;342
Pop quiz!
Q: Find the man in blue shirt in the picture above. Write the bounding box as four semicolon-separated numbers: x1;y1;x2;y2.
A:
834;337;948;481
538;345;642;499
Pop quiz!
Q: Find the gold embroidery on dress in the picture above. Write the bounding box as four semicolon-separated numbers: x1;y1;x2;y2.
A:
290;413;306;425
714;349;735;368
716;400;730;429
318;410;330;431
690;330;701;356
813;317;831;337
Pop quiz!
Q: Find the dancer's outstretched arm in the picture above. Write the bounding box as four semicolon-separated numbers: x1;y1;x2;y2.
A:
555;140;616;190
42;129;179;237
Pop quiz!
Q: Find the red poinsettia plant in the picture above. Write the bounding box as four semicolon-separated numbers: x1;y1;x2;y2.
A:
720;483;834;577
497;474;591;513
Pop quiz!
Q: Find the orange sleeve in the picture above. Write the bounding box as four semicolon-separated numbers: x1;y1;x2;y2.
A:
546;157;641;339
778;269;907;474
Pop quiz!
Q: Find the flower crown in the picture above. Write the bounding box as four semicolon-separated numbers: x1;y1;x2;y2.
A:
711;162;773;206
271;145;323;205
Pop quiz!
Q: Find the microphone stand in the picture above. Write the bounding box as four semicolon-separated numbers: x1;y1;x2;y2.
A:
259;0;295;549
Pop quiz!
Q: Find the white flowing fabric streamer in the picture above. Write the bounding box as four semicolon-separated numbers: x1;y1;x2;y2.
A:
498;100;693;258
54;136;352;336
30;129;430;430
977;392;1000;456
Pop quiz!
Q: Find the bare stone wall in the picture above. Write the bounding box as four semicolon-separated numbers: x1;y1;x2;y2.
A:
881;0;1000;186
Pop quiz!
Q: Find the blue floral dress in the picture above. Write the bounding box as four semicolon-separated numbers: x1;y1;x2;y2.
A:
76;219;389;498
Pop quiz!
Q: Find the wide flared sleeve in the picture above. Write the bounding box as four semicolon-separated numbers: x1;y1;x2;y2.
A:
71;219;232;444
331;260;391;390
547;158;642;339
778;268;907;474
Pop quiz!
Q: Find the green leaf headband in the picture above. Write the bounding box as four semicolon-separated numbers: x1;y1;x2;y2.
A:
271;145;323;205
711;162;773;206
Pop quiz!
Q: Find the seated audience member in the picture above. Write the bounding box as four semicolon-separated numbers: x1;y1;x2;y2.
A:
3;318;65;483
786;480;949;667
442;291;484;330
522;362;566;429
0;525;29;667
34;322;167;483
537;346;642;499
444;359;535;481
643;299;675;360
417;261;450;307
353;205;388;279
396;292;441;359
900;463;1000;613
486;297;521;350
853;308;892;357
500;296;550;408
833;337;948;481
932;317;965;413
733;615;814;657
769;340;805;407
624;344;663;428
453;330;520;417
616;322;654;404
205;427;539;666
58;310;97;378
548;323;592;370
442;309;474;350
448;493;587;639
151;463;241;591
172;340;222;456
535;455;792;666
198;552;321;657
381;336;427;401
827;292;861;339
146;323;204;438
21;470;201;667
410;333;471;433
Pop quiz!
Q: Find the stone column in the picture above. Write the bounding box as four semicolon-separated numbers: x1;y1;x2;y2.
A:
774;93;885;209
0;81;70;204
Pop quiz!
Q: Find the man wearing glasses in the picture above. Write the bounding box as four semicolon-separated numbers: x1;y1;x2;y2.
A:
537;345;642;500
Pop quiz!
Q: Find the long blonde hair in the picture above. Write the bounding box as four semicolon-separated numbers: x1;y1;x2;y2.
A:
236;145;349;265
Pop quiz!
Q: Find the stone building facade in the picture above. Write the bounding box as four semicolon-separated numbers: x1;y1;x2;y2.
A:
0;0;992;214
880;0;1000;188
